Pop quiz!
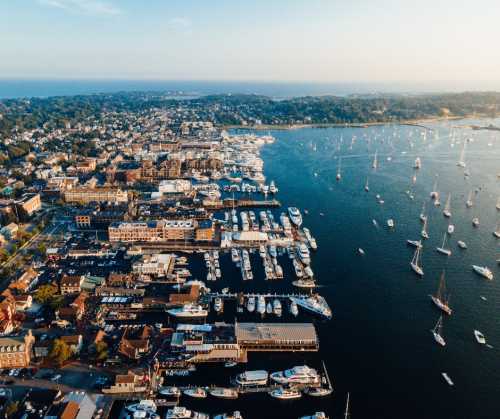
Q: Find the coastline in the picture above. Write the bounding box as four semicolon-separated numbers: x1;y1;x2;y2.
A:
222;115;485;131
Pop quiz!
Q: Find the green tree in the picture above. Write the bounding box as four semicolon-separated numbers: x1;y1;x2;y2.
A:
34;284;58;304
90;341;109;362
49;339;72;366
5;401;19;418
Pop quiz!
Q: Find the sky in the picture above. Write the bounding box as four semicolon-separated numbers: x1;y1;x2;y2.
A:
1;0;500;87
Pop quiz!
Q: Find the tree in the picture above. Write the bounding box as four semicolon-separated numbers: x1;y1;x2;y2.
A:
34;284;58;304
90;341;109;362
49;339;72;366
5;401;19;418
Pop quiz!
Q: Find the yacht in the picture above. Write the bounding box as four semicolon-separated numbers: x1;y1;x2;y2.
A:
431;316;446;346
288;207;303;227
289;295;332;319
209;388;239;399
273;299;282;316
290;300;299;316
472;217;480;227
159;387;181;397
429;272;452;315
472;265;493;280
167;304;208;319
235;370;269;386
269;180;278;194
292;279;316;289
474;330;486;345
269;387;302;400
297;243;311;265
247;296;256;313
183;388;207;398
125;400;158;415
257;295;266;315
457;240;467;249
271;365;320;385
407;239;422;248
410;246;424;276
436;232;452;256
166;407;209;419
304;387;333;397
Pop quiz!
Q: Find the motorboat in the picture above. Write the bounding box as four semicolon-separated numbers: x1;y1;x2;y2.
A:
474;330;486;345
297;243;311;265
271;365;320;385
442;373;454;386
273;299;282;316
358;248;365;255
457;240;467;249
224;361;238;368
257;295;266;315
472;265;493;280
300;412;329;419
289;295;332;319
158;387;181;397
447;224;455;235
183;387;207;398
304;387;333;397
472;217;480;227
292;279;316;288
125;400;157;414
288;207;303;227
166;406;209;419
247;296;255;313
269;387;302;400
290;301;299;316
387;219;395;228
209;387;239;399
213;412;243;419
266;302;273;314
235;370;269;386
214;297;223;313
167;304;208;319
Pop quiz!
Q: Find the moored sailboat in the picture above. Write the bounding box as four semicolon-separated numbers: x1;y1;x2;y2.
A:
429;271;452;315
436;232;452;256
443;193;452;217
431;315;446;346
410;246;424;276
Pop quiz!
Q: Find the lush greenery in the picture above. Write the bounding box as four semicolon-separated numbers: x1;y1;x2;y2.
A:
49;338;72;366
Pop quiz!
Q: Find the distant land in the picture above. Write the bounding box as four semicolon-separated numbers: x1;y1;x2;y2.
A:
2;90;500;139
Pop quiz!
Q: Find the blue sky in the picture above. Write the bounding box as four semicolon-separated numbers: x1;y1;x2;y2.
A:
1;0;500;85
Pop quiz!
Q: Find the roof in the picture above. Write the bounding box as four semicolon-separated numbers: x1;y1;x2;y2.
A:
233;231;268;242
235;323;317;343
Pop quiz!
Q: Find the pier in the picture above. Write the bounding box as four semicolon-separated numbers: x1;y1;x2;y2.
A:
204;198;281;210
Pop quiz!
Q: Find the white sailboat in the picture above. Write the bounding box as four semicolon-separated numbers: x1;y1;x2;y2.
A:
497;197;500;211
494;222;500;238
436;232;452;256
457;141;467;167
410;246;424;276
430;178;439;202
364;177;369;192
419;201;427;223
431;316;446;346
429;272;452;315
421;218;429;239
344;393;350;419
466;191;473;208
443;193;452;217
336;157;342;181
372;150;378;169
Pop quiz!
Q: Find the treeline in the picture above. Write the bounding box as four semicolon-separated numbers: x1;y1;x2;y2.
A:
1;91;500;138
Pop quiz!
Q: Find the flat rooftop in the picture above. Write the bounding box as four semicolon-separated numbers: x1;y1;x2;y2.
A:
235;323;317;344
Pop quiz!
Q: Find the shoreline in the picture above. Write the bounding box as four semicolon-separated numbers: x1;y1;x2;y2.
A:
223;114;494;131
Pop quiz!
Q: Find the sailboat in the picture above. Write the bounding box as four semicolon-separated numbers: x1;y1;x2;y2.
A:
421;218;429;239
497;197;500;211
443;193;452;217
420;201;427;223
410;246;424;276
429;272;452;315
336;157;342;181
457;141;466;167
436;232;452;256
372;150;378;169
431;316;446;346
466;191;473;208
430;178;439;201
493;222;500;238
364;177;369;192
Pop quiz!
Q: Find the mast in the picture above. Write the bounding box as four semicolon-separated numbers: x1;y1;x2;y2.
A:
372;150;378;169
344;392;350;419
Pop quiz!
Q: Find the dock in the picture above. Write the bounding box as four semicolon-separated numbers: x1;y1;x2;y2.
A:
204;198;281;210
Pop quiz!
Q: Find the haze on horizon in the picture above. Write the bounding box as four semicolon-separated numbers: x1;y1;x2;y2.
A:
2;0;500;90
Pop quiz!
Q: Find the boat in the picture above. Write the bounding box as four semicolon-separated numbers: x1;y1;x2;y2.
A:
304;387;333;397
364;177;369;192
288;207;303;227
472;265;494;280
289;294;332;319
436;232;452;256
235;370;269;386
292;279;316;288
493;222;500;238
372;150;378;169
420;202;427;223
167;304;208;318
209;388;239;399
183;387;207;398
257;295;266;315
358;248;365;255
443;193;452;217
429;272;452;315
126;400;158;414
480;296;487;301
474;330;486;345
266;302;273;314
407;239;422;248
336;157;342;181
224;361;238;368
414;157;421;169
214;412;243;419
344;393;350;419
472;217;480;227
273;299;282;316
290;301;299;316
166;407;209;419
497;197;500;211
430;179;439;200
447;224;455;235
159;387;181;397
466;191;473;207
300;412;329;419
247;296;255;313
214;297;223;313
457;240;467;249
421;218;429;239
457;141;467;167
387;219;395;228
431;315;446;346
269;387;302;400
297;243;311;265
442;373;454;386
410;246;424;276
271;365;320;385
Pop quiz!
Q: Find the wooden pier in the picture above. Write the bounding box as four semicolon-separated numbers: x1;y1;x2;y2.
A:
204;198;281;210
